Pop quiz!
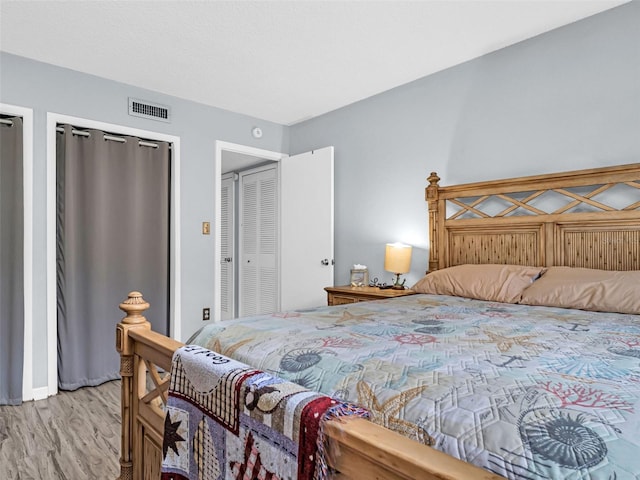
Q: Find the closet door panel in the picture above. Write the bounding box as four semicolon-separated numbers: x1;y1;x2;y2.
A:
239;166;278;317
0;116;24;405
220;176;235;320
56;125;170;390
258;173;277;313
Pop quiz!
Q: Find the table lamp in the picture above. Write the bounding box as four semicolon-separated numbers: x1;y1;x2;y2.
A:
384;243;412;289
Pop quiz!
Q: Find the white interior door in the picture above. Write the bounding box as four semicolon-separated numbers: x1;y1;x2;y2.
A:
239;165;278;317
281;146;334;311
220;174;235;320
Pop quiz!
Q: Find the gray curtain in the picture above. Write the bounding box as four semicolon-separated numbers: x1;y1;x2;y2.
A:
57;125;170;390
0;116;24;405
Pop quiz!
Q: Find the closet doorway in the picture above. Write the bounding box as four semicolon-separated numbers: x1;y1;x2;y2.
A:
221;154;279;319
0;104;32;404
215;142;334;321
46;113;181;397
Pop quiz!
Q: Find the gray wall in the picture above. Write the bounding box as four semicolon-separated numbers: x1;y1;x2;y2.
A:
289;1;640;288
3;1;639;392
0;52;288;389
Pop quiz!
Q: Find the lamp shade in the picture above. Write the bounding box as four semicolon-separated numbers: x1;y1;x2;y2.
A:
384;243;412;274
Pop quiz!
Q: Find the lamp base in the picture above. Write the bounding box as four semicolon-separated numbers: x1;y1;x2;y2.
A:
391;273;407;290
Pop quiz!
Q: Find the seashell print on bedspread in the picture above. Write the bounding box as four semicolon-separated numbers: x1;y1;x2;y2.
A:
188;294;640;479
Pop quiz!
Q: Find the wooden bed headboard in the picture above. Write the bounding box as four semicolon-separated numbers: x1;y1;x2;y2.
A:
426;163;640;272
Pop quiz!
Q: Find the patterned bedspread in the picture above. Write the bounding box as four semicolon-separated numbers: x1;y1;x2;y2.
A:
189;294;640;479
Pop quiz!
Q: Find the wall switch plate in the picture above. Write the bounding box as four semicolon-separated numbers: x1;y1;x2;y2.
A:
202;307;210;321
202;222;211;235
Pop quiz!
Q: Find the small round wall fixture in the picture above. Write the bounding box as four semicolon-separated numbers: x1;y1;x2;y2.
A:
251;127;263;139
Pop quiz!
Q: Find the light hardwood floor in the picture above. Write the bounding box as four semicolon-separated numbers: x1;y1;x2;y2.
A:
0;380;120;479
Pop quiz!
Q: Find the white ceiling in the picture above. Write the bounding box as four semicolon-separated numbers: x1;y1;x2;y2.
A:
0;1;628;125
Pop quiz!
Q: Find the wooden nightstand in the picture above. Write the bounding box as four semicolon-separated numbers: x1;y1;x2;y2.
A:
324;285;416;306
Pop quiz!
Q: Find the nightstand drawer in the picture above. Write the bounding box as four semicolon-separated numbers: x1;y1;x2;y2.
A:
329;294;363;306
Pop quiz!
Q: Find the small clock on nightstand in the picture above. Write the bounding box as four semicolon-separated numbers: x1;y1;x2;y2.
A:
324;285;416;306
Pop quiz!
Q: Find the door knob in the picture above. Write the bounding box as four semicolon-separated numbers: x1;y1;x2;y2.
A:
321;259;329;266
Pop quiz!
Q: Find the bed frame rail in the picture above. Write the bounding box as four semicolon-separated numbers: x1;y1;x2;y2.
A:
116;291;502;480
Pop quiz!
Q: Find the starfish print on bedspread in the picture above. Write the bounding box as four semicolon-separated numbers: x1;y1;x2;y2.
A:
208;337;254;358
356;381;434;445
319;310;374;324
163;412;186;458
230;431;280;480
473;330;541;353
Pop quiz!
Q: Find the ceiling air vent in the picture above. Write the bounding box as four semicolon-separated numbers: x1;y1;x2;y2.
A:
128;98;171;123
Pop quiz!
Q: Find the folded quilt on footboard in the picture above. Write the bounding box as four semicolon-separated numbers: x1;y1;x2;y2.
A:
160;345;369;480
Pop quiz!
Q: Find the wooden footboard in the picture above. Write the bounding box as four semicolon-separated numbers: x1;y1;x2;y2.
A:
116;292;502;480
115;292;180;480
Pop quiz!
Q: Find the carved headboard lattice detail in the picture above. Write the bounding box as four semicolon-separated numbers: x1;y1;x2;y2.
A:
425;163;640;273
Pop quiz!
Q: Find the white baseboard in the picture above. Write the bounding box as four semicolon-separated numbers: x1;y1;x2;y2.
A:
32;387;49;401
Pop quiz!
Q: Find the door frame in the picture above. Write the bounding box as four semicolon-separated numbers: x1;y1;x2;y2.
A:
46;113;181;397
0;103;34;401
214;141;286;321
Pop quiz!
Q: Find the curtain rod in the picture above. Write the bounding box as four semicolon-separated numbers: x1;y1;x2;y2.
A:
0;118;14;126
55;126;165;149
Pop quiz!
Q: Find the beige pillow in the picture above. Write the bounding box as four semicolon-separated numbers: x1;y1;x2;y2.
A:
412;264;546;304
519;266;640;314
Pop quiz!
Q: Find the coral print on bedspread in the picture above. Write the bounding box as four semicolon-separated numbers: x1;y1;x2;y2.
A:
188;294;640;479
160;345;368;480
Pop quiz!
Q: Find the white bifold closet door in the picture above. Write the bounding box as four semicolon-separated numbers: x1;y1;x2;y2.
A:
220;174;235;320
239;165;278;317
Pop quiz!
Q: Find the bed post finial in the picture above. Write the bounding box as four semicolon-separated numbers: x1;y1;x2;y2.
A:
119;291;150;324
427;172;440;189
426;172;441;273
116;292;152;480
